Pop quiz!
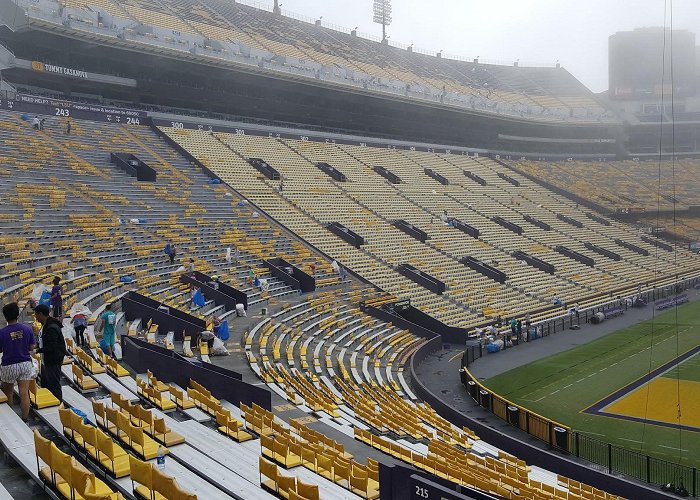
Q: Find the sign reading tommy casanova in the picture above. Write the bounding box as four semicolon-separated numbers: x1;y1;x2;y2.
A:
31;61;88;79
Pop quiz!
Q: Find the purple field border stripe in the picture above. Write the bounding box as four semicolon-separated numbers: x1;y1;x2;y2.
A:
591;410;700;433
583;343;700;416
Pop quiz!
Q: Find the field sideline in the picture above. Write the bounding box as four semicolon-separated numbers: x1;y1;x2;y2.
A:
482;301;700;467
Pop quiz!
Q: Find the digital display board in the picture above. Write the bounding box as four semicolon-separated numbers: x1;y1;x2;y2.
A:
609;28;696;100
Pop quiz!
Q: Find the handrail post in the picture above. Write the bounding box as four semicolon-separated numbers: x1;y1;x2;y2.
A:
693;467;697;497
646;455;650;484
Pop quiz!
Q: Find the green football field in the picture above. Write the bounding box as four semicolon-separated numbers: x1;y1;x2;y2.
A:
481;301;700;469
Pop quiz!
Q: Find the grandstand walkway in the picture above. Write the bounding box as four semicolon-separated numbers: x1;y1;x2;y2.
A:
467;287;700;380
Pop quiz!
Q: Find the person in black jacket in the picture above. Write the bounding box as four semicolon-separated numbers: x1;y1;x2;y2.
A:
34;304;66;401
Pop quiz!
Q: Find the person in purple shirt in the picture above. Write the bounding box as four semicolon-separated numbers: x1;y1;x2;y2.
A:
0;302;36;421
50;276;63;319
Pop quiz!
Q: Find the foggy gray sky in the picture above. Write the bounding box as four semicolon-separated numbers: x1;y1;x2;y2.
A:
272;0;700;93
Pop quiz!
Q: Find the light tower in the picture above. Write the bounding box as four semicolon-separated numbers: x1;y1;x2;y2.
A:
373;0;392;43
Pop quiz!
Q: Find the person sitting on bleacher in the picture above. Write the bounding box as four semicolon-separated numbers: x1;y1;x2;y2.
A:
33;304;66;402
0;302;37;422
441;210;449;224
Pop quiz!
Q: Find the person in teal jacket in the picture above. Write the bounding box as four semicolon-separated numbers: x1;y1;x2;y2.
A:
100;303;117;358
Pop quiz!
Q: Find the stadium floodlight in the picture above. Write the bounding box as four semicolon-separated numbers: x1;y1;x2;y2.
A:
373;0;392;42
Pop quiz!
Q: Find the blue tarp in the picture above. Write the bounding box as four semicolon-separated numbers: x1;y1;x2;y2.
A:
120;276;134;283
191;289;205;307
216;320;230;341
486;343;501;353
208;178;222;184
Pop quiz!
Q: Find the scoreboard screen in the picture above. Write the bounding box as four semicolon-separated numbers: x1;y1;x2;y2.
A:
609;28;696;100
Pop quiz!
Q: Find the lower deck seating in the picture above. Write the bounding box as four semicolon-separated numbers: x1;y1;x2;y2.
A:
34;429;124;499
245;292;625;500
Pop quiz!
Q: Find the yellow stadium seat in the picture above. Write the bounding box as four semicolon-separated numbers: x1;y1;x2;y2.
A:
296;479;319;500
29;379;60;409
128;423;165;461
72;363;99;391
259;456;278;494
277;473;297;498
96;427;130;478
215;411;253;443
33;430;62;487
153;417;185;447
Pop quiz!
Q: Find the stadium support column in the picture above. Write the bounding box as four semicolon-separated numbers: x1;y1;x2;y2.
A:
273;0;281;15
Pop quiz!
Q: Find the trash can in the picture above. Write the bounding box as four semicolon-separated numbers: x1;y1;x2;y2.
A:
261;307;268;316
479;389;491;410
553;426;568;451
467;380;477;400
507;405;520;427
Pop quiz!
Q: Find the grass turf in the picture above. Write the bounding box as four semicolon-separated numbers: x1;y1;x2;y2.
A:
481;301;700;468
